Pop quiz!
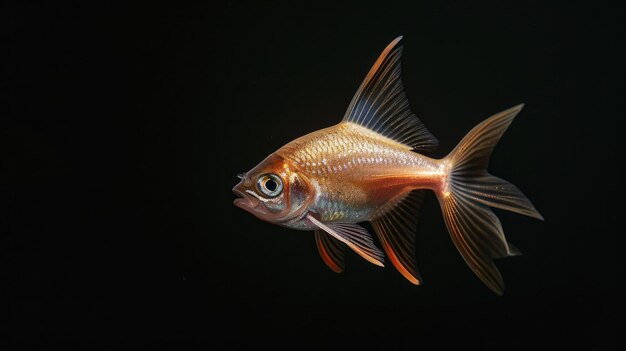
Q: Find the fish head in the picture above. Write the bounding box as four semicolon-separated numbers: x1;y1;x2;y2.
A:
232;153;314;224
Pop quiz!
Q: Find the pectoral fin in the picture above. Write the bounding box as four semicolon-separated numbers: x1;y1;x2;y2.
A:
315;230;346;273
307;214;384;267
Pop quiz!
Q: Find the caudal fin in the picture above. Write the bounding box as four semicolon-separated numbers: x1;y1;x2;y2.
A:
437;104;543;295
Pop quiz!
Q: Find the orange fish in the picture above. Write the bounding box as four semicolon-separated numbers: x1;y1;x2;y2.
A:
232;36;543;294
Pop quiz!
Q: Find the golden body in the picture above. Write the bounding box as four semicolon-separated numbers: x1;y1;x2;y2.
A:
277;123;444;227
233;36;542;294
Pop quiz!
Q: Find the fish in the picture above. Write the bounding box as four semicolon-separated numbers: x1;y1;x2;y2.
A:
232;36;543;295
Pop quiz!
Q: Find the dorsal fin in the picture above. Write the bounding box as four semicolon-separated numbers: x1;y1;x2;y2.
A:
370;190;426;285
342;36;438;152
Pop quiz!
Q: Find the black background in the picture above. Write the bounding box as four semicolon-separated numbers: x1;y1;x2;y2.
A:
4;1;625;349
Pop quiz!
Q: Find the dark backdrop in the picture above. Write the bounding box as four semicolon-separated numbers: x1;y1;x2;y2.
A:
5;1;625;349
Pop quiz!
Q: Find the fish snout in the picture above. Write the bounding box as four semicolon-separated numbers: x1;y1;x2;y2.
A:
232;180;259;210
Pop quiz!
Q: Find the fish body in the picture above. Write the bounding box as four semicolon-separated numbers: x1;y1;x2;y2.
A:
276;123;443;226
233;36;543;294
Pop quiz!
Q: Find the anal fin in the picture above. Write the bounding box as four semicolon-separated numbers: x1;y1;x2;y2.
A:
371;190;426;285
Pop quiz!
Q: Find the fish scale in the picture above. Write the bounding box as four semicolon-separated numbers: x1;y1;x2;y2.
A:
278;123;442;223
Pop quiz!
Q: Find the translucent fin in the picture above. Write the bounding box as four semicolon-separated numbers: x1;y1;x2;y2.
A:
341;36;438;152
445;104;543;220
506;243;522;257
314;230;346;273
371;190;426;285
440;195;509;294
455;175;544;220
307;214;384;267
437;104;543;295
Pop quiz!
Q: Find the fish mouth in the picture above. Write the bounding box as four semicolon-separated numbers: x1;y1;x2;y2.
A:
232;186;259;211
232;183;279;222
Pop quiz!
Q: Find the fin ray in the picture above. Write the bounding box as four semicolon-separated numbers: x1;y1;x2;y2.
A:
437;104;542;295
342;36;438;151
314;230;346;273
441;195;506;294
371;190;426;285
307;215;384;267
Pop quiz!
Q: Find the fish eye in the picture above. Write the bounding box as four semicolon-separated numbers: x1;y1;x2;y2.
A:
256;173;283;197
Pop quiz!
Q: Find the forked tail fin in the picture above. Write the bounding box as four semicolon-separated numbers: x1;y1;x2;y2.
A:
437;104;543;295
